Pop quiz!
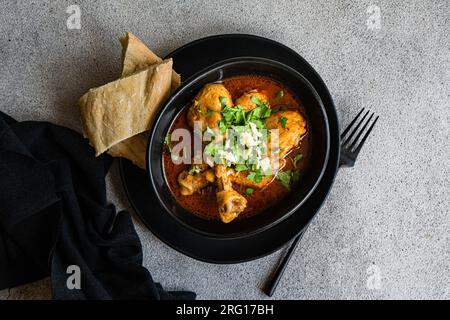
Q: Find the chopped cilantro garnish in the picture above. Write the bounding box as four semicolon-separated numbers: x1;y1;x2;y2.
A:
235;164;248;172
276;90;284;99
235;109;246;124
247;170;263;183
201;94;276;169
221;105;246;127
290;153;303;166
218;120;227;135
204;140;220;156
277;170;292;190
218;101;270;136
219;96;229;108
245;188;254;195
277;170;301;189
198;105;215;116
188;165;201;175
251;119;265;129
250;95;263;106
252;105;271;119
164;133;173;151
278;116;288;129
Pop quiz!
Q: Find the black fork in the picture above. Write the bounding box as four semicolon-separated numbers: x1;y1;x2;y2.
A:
339;108;379;167
264;108;379;297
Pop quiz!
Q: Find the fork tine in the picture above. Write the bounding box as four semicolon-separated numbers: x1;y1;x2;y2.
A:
353;116;379;154
341;108;365;140
342;109;370;146
348;112;374;150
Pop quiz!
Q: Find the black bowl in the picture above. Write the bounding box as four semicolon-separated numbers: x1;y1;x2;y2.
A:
147;57;330;238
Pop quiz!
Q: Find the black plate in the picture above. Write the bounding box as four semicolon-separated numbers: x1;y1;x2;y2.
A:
119;34;340;263
148;57;330;238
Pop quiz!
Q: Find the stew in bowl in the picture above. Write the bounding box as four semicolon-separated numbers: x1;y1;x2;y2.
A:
148;57;329;238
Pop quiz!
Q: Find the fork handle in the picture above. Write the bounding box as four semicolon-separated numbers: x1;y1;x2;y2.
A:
263;160;345;297
263;230;306;297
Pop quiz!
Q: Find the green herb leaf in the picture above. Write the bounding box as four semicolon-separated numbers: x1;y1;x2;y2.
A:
188;165;201;175
219;96;228;108
251;106;263;119
251;119;265;130
218;120;227;135
245;188;254;195
251;105;271;120
278;116;288;129
276;90;284;99
164;133;173;151
290;153;303;166
221;107;234;122
235;109;246;125
262;106;272;118
247;170;263;183
221;105;253;127
250;95;263;106
277;170;292;190
246;172;256;180
204;141;219;156
198;105;214;116
235;164;248;172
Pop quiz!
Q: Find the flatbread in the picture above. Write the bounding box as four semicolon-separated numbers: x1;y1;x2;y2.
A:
120;32;181;88
79;59;173;156
107;131;148;169
107;33;181;169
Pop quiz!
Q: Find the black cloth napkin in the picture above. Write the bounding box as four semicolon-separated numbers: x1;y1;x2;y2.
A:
0;111;195;300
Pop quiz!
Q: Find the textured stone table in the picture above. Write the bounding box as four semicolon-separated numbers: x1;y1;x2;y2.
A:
0;0;448;300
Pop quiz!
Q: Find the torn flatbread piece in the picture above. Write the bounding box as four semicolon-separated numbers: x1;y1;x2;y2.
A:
120;32;181;88
107;131;148;169
79;59;172;156
107;33;181;168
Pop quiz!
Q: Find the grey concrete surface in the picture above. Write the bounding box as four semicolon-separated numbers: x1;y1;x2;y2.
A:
0;0;449;300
